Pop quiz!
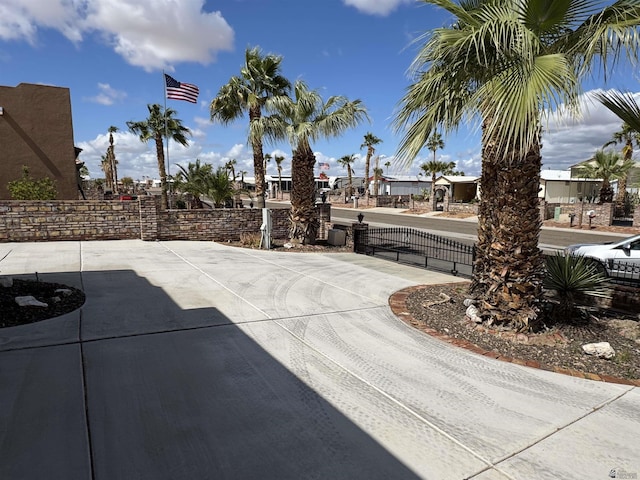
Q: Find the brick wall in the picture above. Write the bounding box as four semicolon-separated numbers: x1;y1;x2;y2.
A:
0;198;292;243
541;202;615;227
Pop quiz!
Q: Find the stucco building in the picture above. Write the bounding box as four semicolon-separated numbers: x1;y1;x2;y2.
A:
0;82;80;200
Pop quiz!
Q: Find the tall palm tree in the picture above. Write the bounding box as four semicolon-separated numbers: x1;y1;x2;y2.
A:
384;160;392;173
127;104;190;210
259;80;368;244
604;121;640;206
173;159;213;209
425;131;445;163
337;154;356;198
210;46;291;208
107;126;119;193
274;154;285;199
394;0;640;332
360;132;382;203
373;166;384;196
420;160;456;188
100;154;113;191
577;150;634;203
225;159;237;182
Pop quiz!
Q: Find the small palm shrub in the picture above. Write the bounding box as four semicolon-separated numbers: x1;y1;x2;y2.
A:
543;253;611;323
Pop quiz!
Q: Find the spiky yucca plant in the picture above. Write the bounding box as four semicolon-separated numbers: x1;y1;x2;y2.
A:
543;253;611;323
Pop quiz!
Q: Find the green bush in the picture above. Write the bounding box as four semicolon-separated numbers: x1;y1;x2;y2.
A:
7;166;57;200
543;253;611;323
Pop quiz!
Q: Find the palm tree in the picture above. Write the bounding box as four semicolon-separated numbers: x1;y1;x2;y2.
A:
127;104;190;209
373;166;384;196
100;154;113;191
425;131;445;163
360;132;382;203
420;160;456;189
107;126;119;193
577;150;634;203
274;155;285;199
259;80;368;244
173;159;213;208
604;122;640;207
394;0;640;332
337;154;356;198
210;46;291;208
205;166;245;208
384;160;391;173
225;159;237;182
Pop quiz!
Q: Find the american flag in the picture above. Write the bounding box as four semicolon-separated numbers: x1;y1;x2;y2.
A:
165;74;199;103
318;162;330;170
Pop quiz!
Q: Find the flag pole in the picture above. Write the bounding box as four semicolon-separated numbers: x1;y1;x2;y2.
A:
162;70;171;209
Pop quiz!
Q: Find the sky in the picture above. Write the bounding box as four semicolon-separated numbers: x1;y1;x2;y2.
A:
1;0;640;182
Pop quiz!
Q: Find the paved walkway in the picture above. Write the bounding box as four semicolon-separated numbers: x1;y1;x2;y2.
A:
0;240;638;479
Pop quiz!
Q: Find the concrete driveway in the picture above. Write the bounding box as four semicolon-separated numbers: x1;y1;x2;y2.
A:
0;240;638;479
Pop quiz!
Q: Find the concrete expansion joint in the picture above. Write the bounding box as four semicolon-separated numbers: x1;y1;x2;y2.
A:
465;387;636;479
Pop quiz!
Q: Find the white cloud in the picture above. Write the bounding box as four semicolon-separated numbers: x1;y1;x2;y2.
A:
0;0;234;71
540;89;639;170
85;83;127;105
342;0;412;16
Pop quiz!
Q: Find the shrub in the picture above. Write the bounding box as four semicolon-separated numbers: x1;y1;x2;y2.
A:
543;253;611;323
7;166;57;200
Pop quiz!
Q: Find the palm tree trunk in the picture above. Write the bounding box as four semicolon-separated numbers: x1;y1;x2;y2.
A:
290;143;318;244
249;106;266;208
364;149;372;205
155;134;168;210
347;166;353;199
472;126;545;332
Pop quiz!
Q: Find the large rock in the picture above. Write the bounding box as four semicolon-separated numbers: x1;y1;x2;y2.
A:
15;296;49;308
582;342;615;359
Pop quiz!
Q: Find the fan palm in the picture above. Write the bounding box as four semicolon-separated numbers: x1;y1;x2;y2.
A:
210;46;291;208
107;126;119;193
337;154;356;198
259;80;368;244
127;104;190;210
274;155;285;199
576;149;634;202
360;132;382;202
394;0;640;331
425;131;445;163
420;160;457;186
603;121;640;206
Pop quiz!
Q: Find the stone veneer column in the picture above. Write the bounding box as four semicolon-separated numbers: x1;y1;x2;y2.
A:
139;196;159;241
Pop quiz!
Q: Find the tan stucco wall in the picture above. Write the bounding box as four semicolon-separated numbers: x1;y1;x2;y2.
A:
0;83;78;199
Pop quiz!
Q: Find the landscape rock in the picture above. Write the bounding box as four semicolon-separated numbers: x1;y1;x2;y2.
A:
582;342;615;359
1;276;13;288
466;304;482;323
15;296;49;308
463;298;476;307
54;288;73;296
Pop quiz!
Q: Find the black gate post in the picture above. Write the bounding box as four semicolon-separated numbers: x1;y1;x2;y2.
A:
352;222;369;254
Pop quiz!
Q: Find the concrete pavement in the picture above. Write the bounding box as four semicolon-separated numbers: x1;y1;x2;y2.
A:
0;240;638;479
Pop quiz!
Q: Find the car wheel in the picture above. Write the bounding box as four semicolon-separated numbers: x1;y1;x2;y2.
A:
587;258;608;276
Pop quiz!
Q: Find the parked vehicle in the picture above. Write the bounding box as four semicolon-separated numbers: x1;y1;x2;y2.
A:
565;234;640;280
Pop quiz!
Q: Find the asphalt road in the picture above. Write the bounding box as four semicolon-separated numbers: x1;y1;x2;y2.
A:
327;206;629;251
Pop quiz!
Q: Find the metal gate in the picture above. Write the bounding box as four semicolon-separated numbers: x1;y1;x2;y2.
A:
353;227;475;277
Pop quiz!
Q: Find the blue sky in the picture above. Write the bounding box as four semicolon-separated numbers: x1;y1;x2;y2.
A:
1;0;639;182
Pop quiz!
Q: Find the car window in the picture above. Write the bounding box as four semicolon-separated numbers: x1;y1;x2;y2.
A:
630;240;640;251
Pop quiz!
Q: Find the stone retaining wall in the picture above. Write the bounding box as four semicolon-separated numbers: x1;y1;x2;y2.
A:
541;202;614;227
0;198;291;243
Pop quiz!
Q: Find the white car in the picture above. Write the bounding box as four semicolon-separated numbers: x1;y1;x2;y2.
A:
565;234;640;279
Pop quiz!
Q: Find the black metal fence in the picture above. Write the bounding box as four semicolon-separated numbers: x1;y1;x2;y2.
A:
599;259;640;286
353;227;475;277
